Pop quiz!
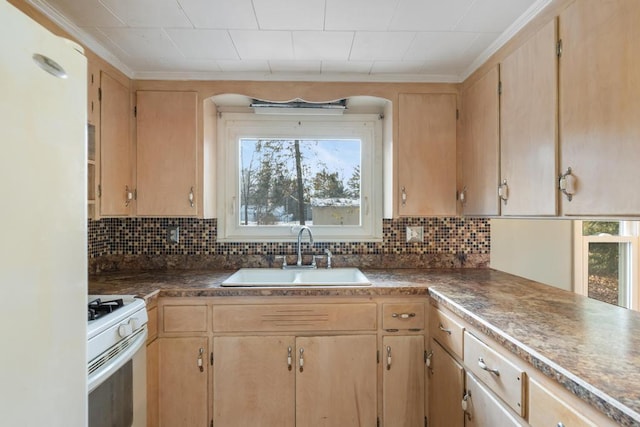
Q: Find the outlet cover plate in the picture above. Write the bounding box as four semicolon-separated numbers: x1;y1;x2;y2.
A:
406;226;424;243
167;226;180;244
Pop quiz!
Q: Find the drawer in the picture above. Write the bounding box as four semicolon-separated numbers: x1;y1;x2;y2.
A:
429;306;465;358
465;372;527;427
464;331;526;417
382;302;425;330
147;306;158;342
529;378;598;427
213;303;377;332
162;304;208;333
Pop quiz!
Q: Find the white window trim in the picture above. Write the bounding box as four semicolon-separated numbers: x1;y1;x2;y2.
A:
216;112;383;242
574;220;640;311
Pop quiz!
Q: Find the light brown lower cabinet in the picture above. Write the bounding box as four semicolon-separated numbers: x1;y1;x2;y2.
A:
464;372;527;427
213;336;295;427
382;335;425;426
146;339;158;427
429;338;464;427
212;335;377;427
158;337;209;427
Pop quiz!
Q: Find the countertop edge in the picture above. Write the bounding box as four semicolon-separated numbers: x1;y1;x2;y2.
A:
429;288;640;427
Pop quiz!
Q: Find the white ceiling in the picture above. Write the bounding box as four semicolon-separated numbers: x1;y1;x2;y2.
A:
28;0;550;82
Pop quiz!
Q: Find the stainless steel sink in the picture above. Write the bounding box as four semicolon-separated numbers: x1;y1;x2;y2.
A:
221;268;371;287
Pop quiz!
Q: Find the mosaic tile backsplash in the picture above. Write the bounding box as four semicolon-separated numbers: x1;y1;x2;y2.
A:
88;217;490;272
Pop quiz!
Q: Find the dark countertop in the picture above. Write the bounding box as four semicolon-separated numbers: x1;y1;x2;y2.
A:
89;268;640;426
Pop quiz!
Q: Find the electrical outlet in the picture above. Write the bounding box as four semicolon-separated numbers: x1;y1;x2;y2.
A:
167;226;180;244
406;226;424;243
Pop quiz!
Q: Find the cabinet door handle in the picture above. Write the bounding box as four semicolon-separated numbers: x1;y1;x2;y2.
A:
386;346;392;370
197;348;204;372
462;390;472;421
498;179;509;204
188;186;195;207
392;312;416;319
558;167;575;201
125;185;133;207
287;346;292;371
401;187;407;206
458;186;467;206
557;423;565;427
298;348;304;372
438;323;452;335
478;357;500;376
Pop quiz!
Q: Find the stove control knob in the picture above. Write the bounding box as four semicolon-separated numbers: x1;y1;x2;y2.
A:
129;317;140;330
118;322;133;338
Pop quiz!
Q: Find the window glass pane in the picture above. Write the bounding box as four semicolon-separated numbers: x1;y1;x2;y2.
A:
582;221;620;236
587;242;629;308
239;138;361;226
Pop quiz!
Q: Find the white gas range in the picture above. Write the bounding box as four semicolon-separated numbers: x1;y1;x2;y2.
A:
87;295;148;427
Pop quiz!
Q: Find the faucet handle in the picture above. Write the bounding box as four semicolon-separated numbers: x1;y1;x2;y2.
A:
275;255;288;269
324;249;332;269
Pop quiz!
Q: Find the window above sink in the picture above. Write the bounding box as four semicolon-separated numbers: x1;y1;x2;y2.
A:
216;111;383;242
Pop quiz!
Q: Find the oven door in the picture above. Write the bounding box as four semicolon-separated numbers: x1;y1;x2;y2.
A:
88;328;147;427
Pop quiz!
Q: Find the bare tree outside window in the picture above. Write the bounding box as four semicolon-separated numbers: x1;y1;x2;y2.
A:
240;138;361;227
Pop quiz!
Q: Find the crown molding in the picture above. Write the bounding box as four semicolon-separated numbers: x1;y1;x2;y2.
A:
26;0;134;78
459;0;552;82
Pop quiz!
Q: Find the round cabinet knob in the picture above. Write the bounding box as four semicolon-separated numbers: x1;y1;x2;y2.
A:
118;322;133;338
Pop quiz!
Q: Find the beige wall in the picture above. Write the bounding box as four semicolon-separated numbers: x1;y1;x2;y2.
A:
490;219;573;290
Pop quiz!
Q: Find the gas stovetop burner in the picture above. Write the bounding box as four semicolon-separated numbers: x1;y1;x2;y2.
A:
88;297;124;321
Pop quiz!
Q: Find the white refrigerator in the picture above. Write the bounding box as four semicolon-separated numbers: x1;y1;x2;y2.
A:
0;1;88;426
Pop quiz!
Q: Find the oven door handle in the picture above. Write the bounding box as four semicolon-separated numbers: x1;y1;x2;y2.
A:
88;326;147;393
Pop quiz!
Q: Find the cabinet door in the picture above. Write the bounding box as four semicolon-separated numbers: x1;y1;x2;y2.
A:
100;71;132;216
460;65;500;216
136;91;197;216
382;335;425;427
429;339;464;427
398;93;457;216
296;335;377;427
146;339;158;427
158;337;208;427
465;372;526;427
213;336;295;427
559;0;640;215
500;19;558;216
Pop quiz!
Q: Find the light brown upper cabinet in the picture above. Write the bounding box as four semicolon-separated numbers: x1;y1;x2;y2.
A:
136;91;198;216
558;0;640;215
459;65;500;216
499;18;558;216
100;71;133;216
398;93;457;216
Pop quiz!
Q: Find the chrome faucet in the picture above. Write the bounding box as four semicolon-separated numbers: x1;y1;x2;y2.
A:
296;225;314;267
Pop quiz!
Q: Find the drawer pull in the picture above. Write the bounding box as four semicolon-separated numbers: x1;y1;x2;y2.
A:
386;346;392;370
438;323;452;335
392;312;416;319
478;357;500;376
557;423;565;427
287;346;292;371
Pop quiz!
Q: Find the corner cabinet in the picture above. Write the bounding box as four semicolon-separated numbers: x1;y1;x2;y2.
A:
558;0;640;215
459;65;500;216
136;91;198;216
398;93;457;216
499;18;558;216
380;302;426;427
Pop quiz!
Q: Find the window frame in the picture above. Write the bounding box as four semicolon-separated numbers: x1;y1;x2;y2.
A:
574;220;640;311
216;112;383;242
